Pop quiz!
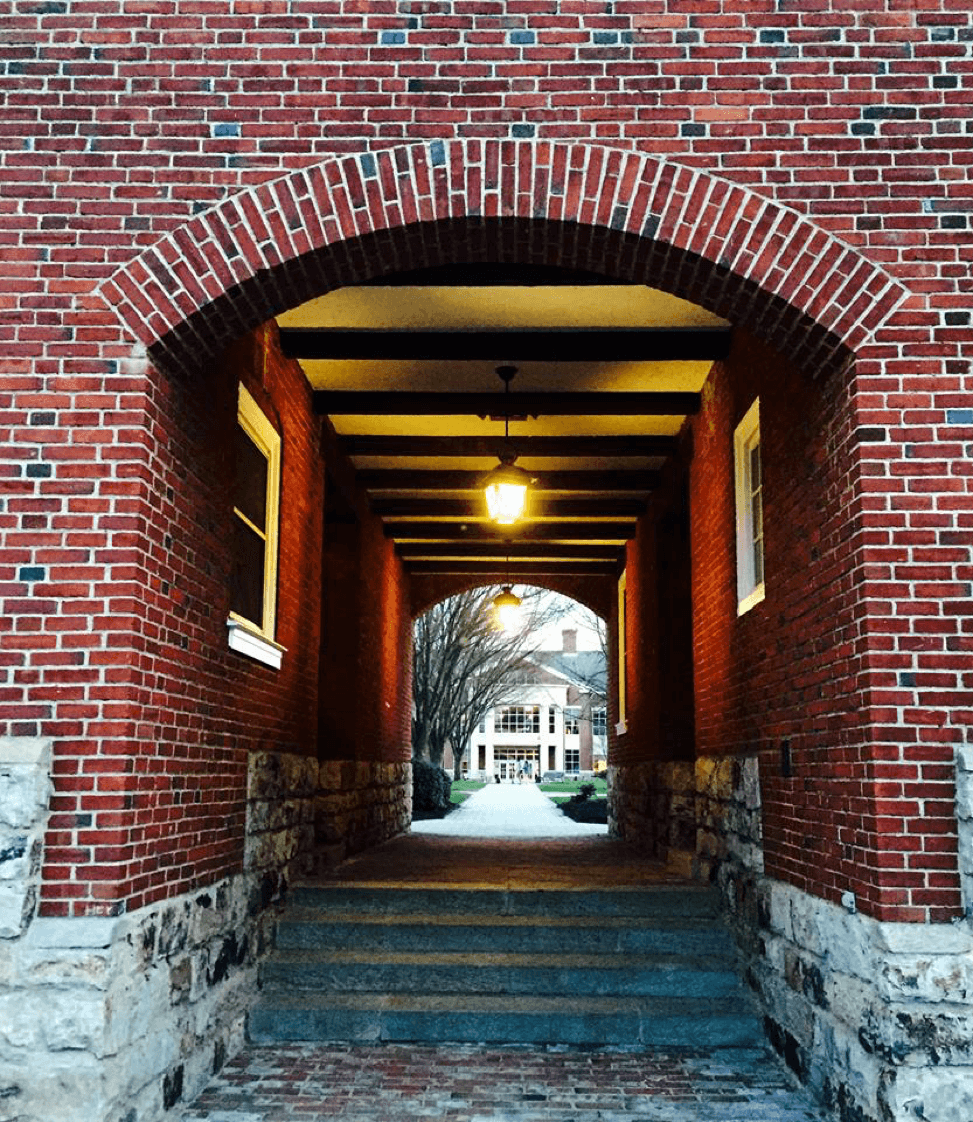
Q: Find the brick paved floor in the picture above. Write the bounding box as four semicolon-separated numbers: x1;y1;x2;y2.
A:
180;1043;830;1121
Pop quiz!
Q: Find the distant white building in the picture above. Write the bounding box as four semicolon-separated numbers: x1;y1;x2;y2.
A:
445;629;607;780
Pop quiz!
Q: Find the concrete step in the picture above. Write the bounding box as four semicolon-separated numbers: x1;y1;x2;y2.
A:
275;912;735;956
289;883;722;919
248;992;764;1047
261;948;744;998
251;882;762;1048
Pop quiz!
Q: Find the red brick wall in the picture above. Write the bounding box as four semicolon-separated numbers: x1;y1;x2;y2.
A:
2;2;971;921
612;463;695;769
688;330;961;923
23;322;414;915
30;327;329;915
410;574;614;623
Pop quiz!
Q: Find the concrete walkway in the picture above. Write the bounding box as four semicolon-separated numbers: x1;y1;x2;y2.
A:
411;781;608;838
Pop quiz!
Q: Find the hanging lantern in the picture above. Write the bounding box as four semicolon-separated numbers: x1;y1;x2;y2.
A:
483;365;532;526
491;584;522;631
483;451;532;526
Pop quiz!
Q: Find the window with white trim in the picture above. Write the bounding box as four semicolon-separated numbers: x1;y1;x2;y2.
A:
593;708;607;737
563;707;581;735
227;384;284;669
495;705;540;734
564;748;580;773
734;398;765;615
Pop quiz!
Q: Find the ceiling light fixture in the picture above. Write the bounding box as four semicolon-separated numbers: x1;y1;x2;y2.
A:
483;365;532;526
491;555;523;632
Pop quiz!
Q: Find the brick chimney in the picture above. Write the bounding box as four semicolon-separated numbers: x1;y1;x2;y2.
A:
562;628;577;653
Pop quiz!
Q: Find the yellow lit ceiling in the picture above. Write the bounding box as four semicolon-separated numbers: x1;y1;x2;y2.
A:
277;279;729;580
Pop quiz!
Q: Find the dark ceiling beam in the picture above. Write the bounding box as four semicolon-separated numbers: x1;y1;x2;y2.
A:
339;435;677;458
281;326;730;362
404;560;621;576
356;469;661;492
395;542;621;561
372;497;646;518
386;522;634;542
361;264;628;286
315;390;700;416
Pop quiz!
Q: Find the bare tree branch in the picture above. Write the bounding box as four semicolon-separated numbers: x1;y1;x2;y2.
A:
412;587;573;777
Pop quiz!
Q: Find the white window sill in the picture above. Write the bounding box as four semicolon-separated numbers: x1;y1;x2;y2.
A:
227;619;286;669
737;583;766;617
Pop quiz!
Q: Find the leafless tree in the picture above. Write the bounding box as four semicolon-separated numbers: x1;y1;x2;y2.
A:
412;586;571;778
559;604;609;707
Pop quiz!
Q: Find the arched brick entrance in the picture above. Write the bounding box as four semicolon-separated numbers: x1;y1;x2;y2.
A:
99;140;908;369
74;139;970;1122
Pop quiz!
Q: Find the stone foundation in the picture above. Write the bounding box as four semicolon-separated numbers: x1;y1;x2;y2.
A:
752;877;973;1122
0;746;411;1122
3;875;261;1122
0;738;51;941
700;749;973;1122
315;759;412;866
607;761;695;875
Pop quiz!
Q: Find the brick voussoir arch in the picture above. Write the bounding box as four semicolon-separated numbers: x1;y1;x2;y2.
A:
99;139;909;361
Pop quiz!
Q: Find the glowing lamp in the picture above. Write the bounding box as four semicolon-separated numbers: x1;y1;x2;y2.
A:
483;453;532;525
492;585;523;631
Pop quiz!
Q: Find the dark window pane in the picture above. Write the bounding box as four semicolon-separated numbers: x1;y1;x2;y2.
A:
234;426;268;531
231;518;265;626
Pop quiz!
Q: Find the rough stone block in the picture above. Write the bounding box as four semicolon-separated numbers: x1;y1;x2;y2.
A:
0;739;52;830
886;1066;973;1122
0;1052;106;1122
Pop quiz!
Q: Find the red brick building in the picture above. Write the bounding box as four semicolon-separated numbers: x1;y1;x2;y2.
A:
1;3;971;1121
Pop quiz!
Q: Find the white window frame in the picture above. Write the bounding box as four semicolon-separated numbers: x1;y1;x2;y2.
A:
616;570;627;733
495;705;541;735
227;383;285;669
734;398;765;616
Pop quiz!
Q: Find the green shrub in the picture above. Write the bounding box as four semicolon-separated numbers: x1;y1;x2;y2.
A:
575;782;597;802
412;758;453;814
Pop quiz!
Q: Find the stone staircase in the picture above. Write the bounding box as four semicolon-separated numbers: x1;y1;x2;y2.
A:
248;883;764;1047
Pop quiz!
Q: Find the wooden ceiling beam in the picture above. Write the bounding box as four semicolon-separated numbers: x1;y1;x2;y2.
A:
356;469;661;492
396;542;621;561
316;390;700;416
372;497;646;518
386;522;634;542
340;435;677;458
281;326;730;362
404;560;620;576
360;264;628;286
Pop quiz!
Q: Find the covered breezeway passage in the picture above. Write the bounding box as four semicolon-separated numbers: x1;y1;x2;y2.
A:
8;138;962;1122
213;812;828;1120
183;830;828;1122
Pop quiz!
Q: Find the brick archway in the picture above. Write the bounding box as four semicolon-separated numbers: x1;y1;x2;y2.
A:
98;140;908;369
410;575;611;624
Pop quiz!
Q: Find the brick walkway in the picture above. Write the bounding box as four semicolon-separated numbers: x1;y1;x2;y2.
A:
180;1043;829;1121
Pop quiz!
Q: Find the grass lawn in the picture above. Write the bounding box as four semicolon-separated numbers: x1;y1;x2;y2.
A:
539;776;608;806
450;779;487;805
539;777;608;796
